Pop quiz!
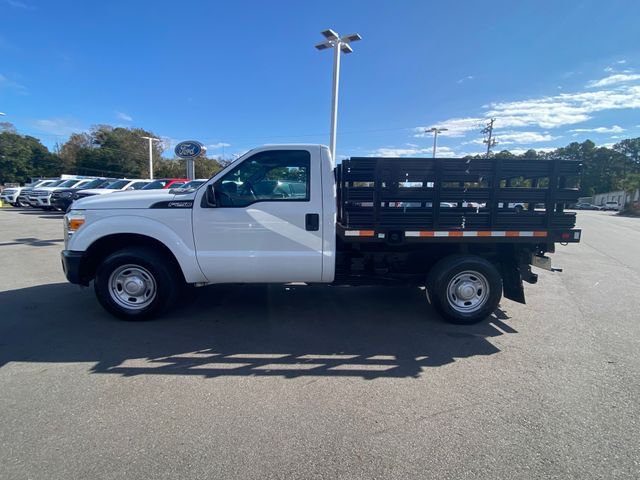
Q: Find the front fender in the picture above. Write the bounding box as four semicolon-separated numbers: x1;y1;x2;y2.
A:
68;212;207;283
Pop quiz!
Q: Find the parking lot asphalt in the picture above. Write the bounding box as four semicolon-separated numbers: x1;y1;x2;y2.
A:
0;208;639;480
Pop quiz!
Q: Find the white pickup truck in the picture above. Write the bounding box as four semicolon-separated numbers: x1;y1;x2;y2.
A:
62;144;582;324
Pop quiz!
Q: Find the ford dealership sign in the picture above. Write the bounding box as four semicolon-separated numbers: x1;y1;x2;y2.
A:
174;140;205;158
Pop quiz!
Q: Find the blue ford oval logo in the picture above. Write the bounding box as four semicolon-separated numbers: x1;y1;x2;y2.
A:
174;140;204;158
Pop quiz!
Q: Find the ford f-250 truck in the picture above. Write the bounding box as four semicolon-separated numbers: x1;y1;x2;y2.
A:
61;144;581;324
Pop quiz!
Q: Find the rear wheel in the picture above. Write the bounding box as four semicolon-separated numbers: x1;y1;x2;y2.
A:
427;255;502;324
94;247;181;320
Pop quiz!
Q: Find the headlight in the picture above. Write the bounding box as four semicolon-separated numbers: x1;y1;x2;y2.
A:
65;210;86;236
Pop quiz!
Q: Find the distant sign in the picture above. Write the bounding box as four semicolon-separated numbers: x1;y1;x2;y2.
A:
174;140;205;159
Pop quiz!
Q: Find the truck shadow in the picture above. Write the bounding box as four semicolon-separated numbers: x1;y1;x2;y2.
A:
0;283;517;379
0;237;64;247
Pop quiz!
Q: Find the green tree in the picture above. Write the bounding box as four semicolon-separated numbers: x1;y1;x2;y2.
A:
0;130;61;183
65;125;164;177
613;138;640;171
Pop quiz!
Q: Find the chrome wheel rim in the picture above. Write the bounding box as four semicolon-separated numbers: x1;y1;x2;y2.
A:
446;270;490;313
108;264;157;310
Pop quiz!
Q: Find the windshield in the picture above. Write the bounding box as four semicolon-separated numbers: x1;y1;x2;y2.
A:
105;180;130;189
36;180;56;188
77;178;106;189
142;180;170;190
45;180;65;187
57;179;80;188
180;180;205;189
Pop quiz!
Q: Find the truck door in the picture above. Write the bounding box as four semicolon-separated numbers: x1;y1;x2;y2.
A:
192;148;324;283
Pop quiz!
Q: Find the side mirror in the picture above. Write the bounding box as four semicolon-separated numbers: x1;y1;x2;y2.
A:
205;184;217;207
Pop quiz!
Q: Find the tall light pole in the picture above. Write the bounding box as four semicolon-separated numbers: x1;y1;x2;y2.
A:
141;136;161;179
426;127;448;158
315;29;362;161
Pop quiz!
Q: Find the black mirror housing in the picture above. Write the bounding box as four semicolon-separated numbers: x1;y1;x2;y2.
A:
205;184;217;207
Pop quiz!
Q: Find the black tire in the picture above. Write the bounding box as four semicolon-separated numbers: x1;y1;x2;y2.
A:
94;247;181;320
427;255;502;325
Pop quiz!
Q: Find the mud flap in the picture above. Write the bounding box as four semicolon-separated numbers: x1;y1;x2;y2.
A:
501;259;528;304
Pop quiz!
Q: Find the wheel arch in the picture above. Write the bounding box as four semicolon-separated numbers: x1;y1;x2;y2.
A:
81;233;185;285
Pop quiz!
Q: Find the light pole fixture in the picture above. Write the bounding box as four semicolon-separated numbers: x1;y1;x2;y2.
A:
315;29;362;161
141;136;161;179
426;127;448;158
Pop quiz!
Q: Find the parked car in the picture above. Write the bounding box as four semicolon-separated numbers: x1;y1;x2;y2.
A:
29;178;95;210
574;202;602;210
141;178;187;190
26;179;67;207
51;178;117;211
1;185;25;206
73;179;150;201
603;201;620;211
17;179;62;207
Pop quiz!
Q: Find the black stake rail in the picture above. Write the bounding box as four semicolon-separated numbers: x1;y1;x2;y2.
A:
336;156;581;233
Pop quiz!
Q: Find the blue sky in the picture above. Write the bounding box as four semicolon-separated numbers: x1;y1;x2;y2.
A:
1;0;640;159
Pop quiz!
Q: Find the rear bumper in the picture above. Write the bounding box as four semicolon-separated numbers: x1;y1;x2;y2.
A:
61;250;89;285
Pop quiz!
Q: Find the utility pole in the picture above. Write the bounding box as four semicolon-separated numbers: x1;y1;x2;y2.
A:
482;118;497;158
141;136;161;179
315;29;362;161
426;127;448;158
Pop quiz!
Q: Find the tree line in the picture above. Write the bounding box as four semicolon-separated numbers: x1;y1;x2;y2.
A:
1;121;639;197
0;123;228;184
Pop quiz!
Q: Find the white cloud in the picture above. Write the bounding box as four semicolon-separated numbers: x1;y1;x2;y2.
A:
414;117;484;138
116;111;133;122
371;145;463;158
4;0;35;9
485;85;640;129
207;142;231;149
494;131;560;144
568;125;625;134
409;74;640;155
0;73;28;94
507;147;559;155
33;118;82;136
456;75;474;84
586;74;640;88
463;131;559;146
372;146;432;157
617;60;627;64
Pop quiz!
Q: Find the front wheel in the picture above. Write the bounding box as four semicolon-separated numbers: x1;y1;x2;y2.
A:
94;247;181;320
427;255;502;324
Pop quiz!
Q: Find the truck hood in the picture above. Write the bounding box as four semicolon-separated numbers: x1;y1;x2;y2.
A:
74;189;196;210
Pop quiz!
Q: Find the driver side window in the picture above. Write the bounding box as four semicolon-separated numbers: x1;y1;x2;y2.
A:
214;150;310;207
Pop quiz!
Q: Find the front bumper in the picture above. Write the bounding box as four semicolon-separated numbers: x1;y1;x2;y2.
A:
52;197;72;211
1;193;18;203
36;196;51;206
61;250;89;285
